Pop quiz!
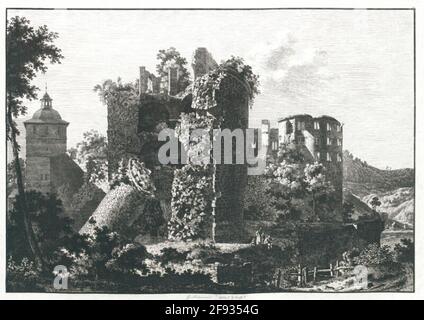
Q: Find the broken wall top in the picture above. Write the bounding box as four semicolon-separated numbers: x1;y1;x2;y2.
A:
138;47;217;96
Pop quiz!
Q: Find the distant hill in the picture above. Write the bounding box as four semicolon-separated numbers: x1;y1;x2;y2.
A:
363;187;414;228
343;150;414;226
343;150;414;196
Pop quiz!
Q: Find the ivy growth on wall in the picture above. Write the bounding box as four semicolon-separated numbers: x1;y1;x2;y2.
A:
94;54;260;242
192;56;260;110
168;57;259;241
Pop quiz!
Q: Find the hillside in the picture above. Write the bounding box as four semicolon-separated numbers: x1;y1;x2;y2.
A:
343;150;414;196
343;150;414;226
363;188;414;227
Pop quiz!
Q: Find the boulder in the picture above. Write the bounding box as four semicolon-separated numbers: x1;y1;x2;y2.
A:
79;184;146;235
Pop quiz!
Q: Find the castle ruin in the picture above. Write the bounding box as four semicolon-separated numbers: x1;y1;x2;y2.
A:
106;47;250;241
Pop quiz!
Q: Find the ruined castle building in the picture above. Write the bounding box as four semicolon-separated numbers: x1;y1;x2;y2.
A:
262;114;344;220
24;92;69;193
106;48;250;241
260;120;279;162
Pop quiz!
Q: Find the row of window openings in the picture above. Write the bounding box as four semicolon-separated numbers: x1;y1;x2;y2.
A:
272;139;342;152
40;174;49;181
270;140;341;162
296;137;342;146
296;121;342;132
316;152;342;162
317;137;342;146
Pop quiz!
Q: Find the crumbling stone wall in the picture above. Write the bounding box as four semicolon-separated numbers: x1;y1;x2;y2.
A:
107;88;141;178
192;47;218;79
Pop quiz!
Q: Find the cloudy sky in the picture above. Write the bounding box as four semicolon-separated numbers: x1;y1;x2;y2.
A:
9;9;414;169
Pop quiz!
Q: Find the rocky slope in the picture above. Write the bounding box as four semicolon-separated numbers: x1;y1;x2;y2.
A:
362;188;414;227
343;151;414;226
343;191;379;221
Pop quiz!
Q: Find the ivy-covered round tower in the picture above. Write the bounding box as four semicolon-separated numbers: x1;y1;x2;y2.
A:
212;69;253;241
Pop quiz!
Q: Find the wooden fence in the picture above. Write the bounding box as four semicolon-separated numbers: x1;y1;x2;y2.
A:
277;261;354;287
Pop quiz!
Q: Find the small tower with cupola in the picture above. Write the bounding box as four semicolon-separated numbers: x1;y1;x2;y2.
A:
24;90;69;193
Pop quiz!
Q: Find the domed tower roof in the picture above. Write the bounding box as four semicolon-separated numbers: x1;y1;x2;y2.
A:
24;91;69;125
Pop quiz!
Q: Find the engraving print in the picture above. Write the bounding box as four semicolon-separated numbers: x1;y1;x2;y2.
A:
6;9;415;293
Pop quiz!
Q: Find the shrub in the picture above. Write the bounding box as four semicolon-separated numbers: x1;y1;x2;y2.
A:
244;176;275;220
230;244;297;287
59;225;149;283
106;243;149;276
7;191;76;263
235;245;293;265
158;247;189;266
6;257;41;292
353;244;395;267
394;238;414;263
187;242;220;262
139;269;214;293
156;47;191;94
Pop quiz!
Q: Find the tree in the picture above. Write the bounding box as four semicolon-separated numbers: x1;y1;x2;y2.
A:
265;159;335;222
262;143;307;221
71;130;108;189
244;176;275;220
7;191;75;263
7;158;25;197
6;16;64;269
93;78;137;106
265;160;306;221
394;238;414;263
270;138;336;223
370;196;382;211
156;47;191;94
277;142;305;164
304;163;335;220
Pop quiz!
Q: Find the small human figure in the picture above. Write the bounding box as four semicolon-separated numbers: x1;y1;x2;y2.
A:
264;235;272;249
255;228;263;245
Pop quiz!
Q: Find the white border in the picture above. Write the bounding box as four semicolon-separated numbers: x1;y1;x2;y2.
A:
0;0;422;300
